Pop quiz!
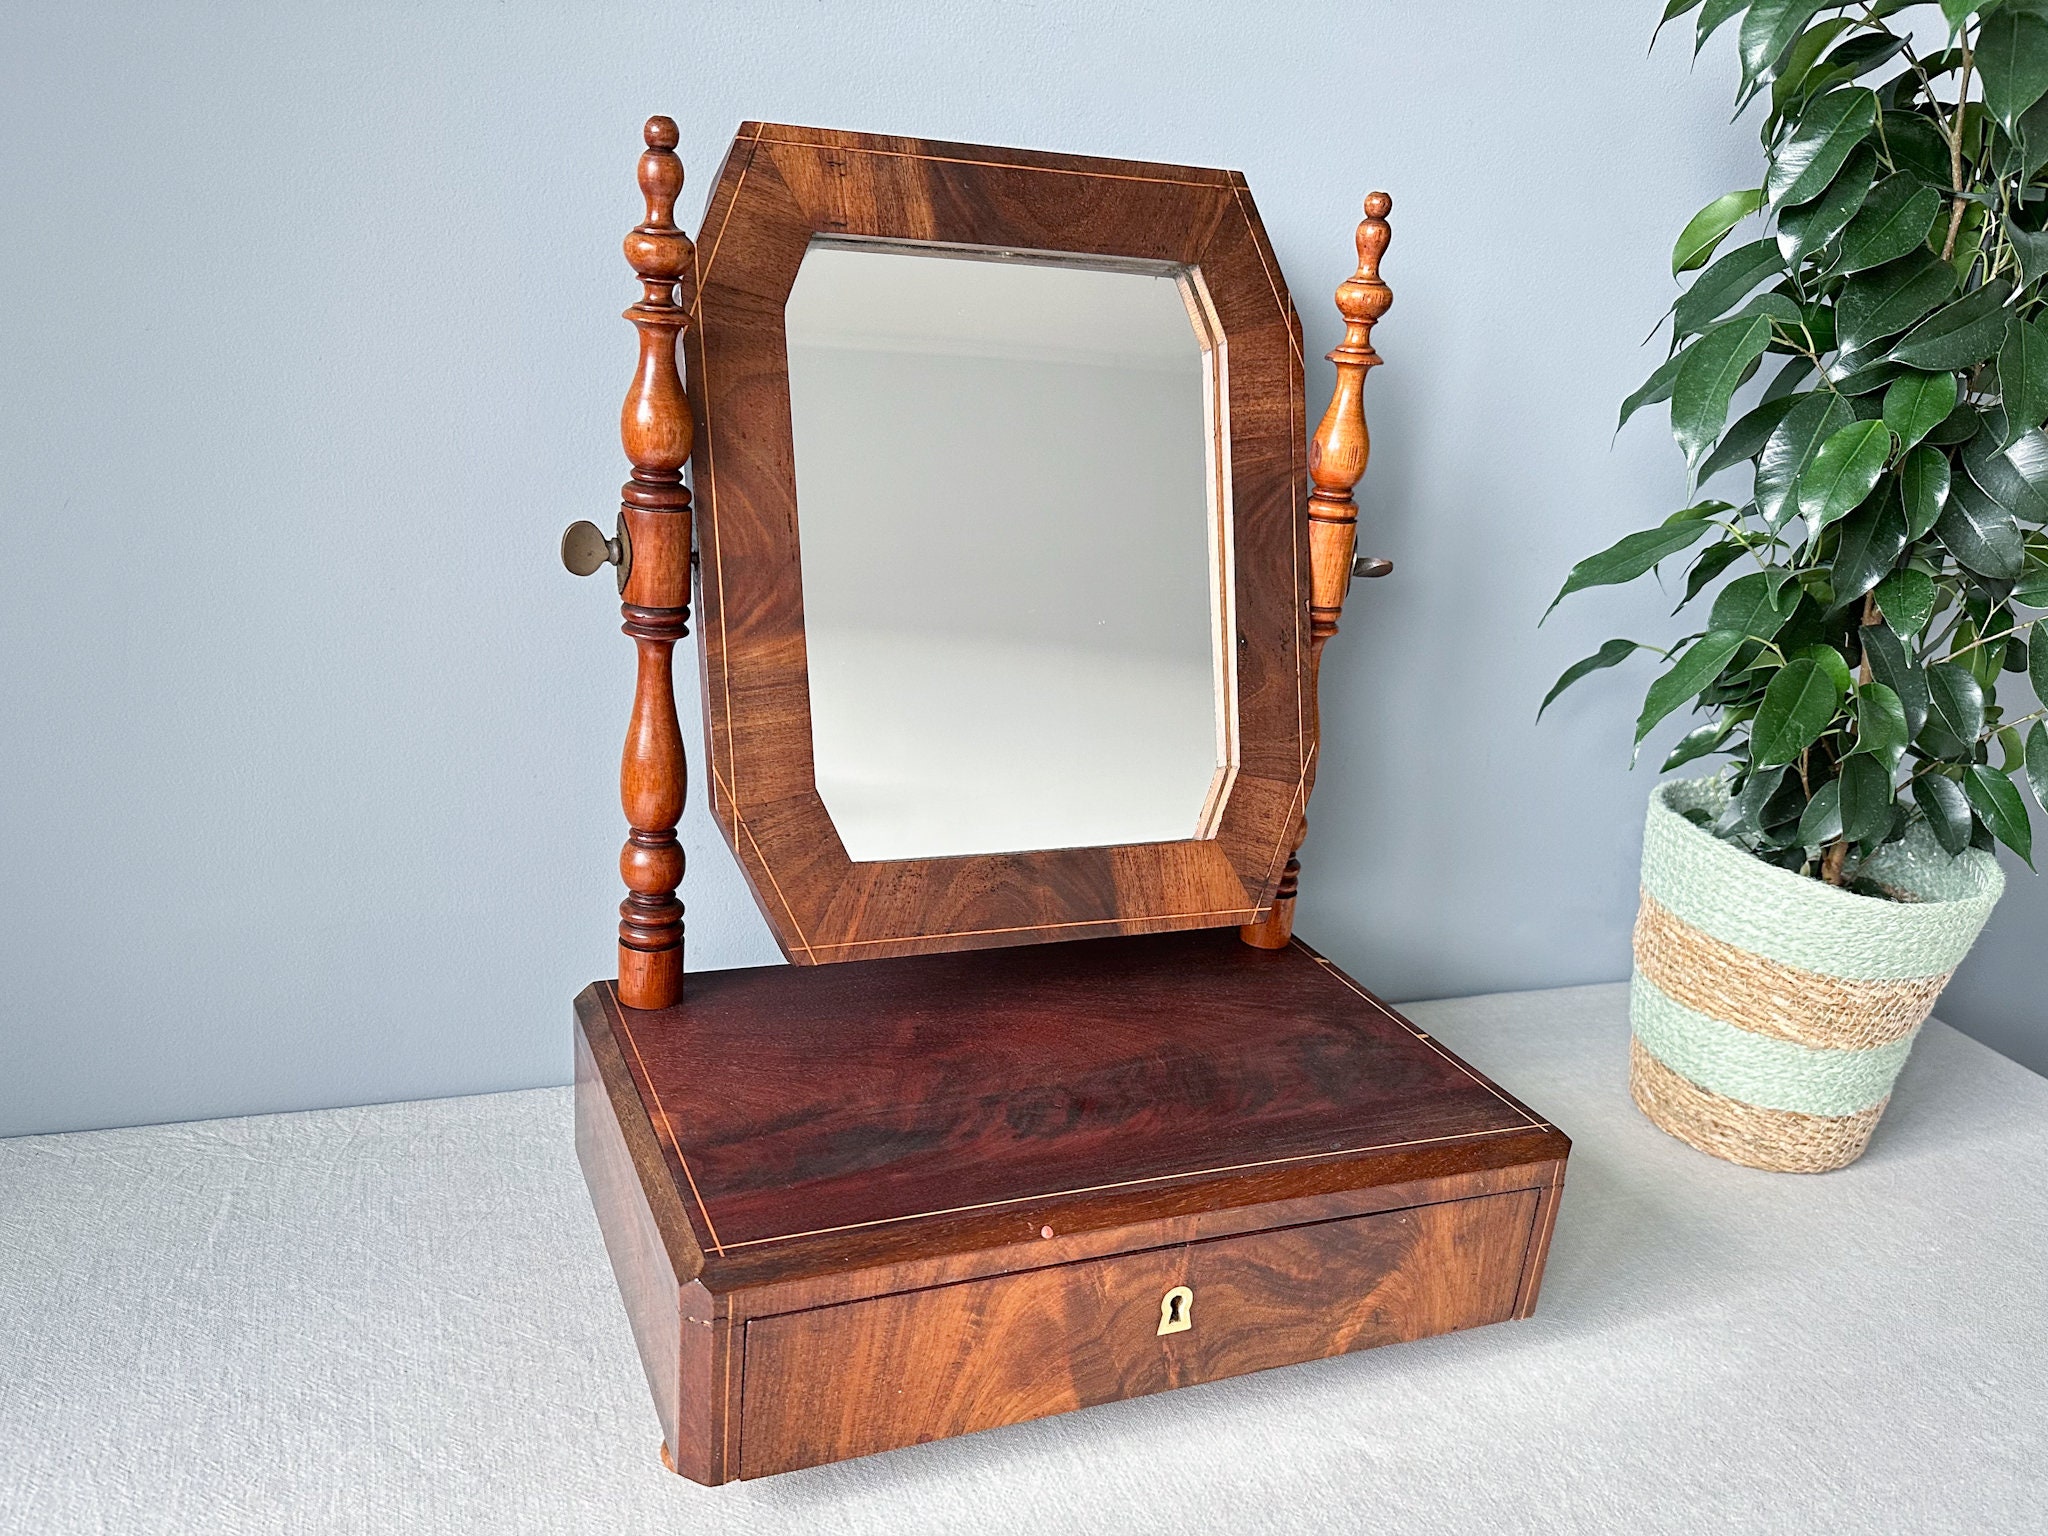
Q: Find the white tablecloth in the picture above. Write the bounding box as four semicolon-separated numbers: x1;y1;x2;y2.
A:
4;982;2044;1534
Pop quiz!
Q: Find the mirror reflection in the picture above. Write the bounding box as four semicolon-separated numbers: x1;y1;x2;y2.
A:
784;241;1228;863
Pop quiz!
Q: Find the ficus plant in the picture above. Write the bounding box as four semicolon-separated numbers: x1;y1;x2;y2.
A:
1547;0;2048;889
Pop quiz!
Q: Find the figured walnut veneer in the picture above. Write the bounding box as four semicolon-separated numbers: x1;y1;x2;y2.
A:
574;930;1570;1482
685;123;1315;965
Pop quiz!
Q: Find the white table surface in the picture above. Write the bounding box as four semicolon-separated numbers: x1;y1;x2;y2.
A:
4;981;2044;1535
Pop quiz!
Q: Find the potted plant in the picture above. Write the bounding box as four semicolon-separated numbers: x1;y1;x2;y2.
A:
1546;0;2047;1171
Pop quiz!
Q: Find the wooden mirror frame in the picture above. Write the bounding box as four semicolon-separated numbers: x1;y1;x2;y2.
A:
689;123;1314;966
584;119;1391;1005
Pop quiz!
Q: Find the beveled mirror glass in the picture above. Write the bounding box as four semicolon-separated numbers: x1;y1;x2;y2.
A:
784;242;1229;862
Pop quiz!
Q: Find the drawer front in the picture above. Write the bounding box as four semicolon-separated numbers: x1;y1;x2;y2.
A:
738;1188;1540;1477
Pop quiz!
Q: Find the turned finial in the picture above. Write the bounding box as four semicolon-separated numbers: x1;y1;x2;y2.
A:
620;115;694;484
624;117;694;301
1330;193;1393;370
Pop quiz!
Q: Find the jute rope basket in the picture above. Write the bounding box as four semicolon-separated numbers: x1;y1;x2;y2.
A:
1631;775;2004;1173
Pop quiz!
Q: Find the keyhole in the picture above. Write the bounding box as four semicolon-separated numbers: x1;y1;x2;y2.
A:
1157;1284;1193;1335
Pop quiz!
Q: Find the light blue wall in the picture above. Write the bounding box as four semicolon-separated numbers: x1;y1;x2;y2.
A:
3;1;2040;1136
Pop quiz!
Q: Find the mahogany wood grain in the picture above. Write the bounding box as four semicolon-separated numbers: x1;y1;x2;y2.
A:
572;932;1570;1483
605;929;1552;1257
685;123;1310;964
1242;194;1393;950
614;116;696;1008
738;1191;1537;1477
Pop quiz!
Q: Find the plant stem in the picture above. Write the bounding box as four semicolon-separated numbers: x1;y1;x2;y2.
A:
1944;611;2044;661
1941;38;1976;263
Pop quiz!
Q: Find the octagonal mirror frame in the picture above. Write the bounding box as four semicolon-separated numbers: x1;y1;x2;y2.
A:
685;122;1310;965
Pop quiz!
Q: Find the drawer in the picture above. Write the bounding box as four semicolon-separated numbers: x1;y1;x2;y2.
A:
737;1187;1541;1477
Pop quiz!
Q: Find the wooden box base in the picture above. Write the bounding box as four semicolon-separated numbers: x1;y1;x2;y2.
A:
574;931;1569;1483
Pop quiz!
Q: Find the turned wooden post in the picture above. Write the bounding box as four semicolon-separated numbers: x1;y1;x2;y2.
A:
1242;193;1393;951
615;116;696;1008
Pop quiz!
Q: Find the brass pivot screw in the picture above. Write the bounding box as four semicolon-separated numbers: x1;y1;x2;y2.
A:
561;515;632;591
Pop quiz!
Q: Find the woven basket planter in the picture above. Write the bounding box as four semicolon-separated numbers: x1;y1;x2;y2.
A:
1630;775;2004;1173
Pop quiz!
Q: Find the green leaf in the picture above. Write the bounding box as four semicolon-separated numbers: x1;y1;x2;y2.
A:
1795;567;1837;607
1937;0;1974;37
1881;110;1956;187
1547;521;1715;616
1834;178;1943;275
2001;319;2048;444
1882;370;1958;452
1938;481;2027;579
1836;251;1958;354
1852;680;1911;766
1664;498;1735;524
2008;217;2048;290
1681;540;1748;607
1739;0;1833;97
1655;0;1707;48
1673;240;1788;339
1832;352;1904;395
1539;639;1644;719
1915;772;1974;855
1899;444;1951;538
1874;567;1937;635
1636;629;1748;743
2026;721;2048;816
1921;662;1986;759
1673;315;1776;466
1673;188;1765;275
1797;779;1845;846
1699;394;1800;484
1977;7;2048;135
1724;763;1791;835
1618;349;1686;433
1753;657;1845;766
1664;716;1736;773
2017;571;2048;607
2006;635;2032;680
1965;426;2048;523
1797;418;1893;537
1965;764;2034;865
1890;280;2015;372
2001;428;2048;513
1696;0;1748;53
2016;92;2048;182
1771;18;1860;118
1711;569;1796;640
1863;621;1929;734
1838;753;1895;843
1926;400;1983;445
1768;88;1878;206
2034;608;2048;700
1799;642;1855;696
1831;493;1911;608
1757;393;1857;528
1763;354;1818;403
1777;144;1876;264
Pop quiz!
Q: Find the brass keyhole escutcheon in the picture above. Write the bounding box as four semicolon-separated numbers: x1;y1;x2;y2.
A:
1157;1285;1193;1336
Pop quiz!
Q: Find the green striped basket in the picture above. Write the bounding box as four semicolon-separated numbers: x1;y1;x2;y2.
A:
1630;775;2005;1173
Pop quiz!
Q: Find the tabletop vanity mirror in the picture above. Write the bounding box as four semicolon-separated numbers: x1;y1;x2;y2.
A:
565;120;1569;1484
